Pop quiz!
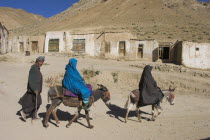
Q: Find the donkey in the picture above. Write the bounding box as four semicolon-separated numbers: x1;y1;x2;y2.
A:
44;84;111;129
124;86;176;123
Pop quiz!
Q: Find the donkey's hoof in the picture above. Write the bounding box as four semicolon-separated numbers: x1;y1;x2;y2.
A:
89;125;94;129
150;118;156;121
45;124;49;128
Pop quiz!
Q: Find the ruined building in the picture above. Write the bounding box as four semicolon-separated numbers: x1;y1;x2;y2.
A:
0;22;9;54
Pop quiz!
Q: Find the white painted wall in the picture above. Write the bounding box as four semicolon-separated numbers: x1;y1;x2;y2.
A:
45;31;98;56
44;31;65;53
182;41;210;69
137;40;159;60
68;34;96;56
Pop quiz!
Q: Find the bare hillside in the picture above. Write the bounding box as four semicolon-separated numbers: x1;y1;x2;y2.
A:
12;0;210;43
0;7;45;30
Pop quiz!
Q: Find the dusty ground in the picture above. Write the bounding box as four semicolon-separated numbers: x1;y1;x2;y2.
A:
0;53;210;140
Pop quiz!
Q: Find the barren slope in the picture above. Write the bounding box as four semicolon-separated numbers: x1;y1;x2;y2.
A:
0;7;45;30
12;0;210;42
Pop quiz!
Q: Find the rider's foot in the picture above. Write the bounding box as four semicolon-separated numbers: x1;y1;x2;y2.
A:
20;110;27;121
82;103;90;111
155;104;162;110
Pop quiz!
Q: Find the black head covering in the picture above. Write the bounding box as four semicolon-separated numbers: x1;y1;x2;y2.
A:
139;65;156;91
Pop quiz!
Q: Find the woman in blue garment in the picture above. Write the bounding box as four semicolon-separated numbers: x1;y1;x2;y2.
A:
62;58;91;110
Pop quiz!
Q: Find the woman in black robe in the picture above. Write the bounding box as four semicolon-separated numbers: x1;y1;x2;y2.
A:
18;56;45;120
138;65;164;108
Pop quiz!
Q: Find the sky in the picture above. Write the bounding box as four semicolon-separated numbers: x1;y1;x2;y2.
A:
0;0;209;18
0;0;79;18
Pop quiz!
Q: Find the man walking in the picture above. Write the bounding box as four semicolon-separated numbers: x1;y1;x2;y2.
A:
19;56;45;121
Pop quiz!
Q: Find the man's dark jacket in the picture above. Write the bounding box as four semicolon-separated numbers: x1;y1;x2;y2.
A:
18;64;42;109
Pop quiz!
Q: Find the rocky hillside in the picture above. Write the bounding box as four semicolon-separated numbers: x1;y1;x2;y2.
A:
12;0;210;43
0;7;45;30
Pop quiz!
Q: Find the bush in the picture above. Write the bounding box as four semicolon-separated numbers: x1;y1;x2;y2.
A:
44;73;63;87
111;72;119;83
0;56;8;62
82;67;100;79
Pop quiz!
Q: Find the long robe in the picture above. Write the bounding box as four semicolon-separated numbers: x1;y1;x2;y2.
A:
62;58;90;102
138;65;164;107
18;64;42;114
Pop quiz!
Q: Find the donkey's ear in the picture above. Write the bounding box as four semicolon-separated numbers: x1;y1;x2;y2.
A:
100;84;105;87
173;86;177;92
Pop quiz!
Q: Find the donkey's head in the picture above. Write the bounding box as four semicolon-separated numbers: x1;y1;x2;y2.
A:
165;86;176;105
97;84;111;106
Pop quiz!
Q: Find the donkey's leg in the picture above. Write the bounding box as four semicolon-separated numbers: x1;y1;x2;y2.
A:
85;110;94;129
125;103;134;123
154;106;162;118
150;105;156;121
66;108;81;128
44;99;61;128
51;108;60;126
136;103;141;122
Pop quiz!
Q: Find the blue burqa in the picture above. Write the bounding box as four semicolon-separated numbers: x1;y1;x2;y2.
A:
62;58;90;103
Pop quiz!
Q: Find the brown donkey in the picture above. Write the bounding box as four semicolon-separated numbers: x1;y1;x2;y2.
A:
124;86;176;123
44;84;111;129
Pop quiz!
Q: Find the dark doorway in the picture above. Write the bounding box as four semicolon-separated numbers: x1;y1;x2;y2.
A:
72;39;85;53
19;42;24;53
119;41;126;56
31;41;38;53
48;39;59;52
137;44;143;58
159;47;170;59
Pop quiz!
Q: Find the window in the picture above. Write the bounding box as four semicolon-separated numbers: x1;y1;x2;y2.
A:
195;47;199;51
72;39;85;53
48;39;59;52
195;47;200;57
119;41;126;56
137;44;143;58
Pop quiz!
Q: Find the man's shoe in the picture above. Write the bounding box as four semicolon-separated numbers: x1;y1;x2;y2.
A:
20;111;27;121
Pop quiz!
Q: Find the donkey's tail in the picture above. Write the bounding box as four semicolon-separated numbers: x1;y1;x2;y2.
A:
124;93;131;109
